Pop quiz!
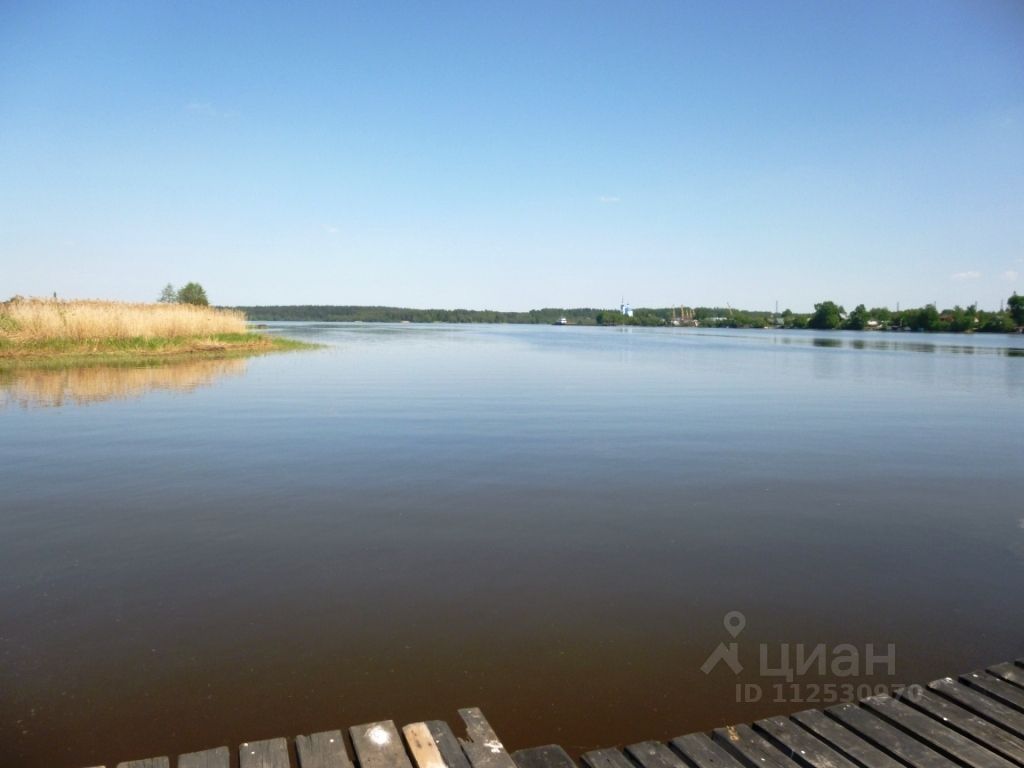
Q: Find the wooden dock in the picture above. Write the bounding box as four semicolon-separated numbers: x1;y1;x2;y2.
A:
87;659;1024;768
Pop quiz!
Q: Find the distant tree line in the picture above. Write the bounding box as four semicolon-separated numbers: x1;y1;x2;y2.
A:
233;305;604;324
234;293;1024;333
236;304;777;327
801;294;1023;333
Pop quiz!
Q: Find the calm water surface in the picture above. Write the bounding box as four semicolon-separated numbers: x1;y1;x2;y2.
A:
2;324;1023;767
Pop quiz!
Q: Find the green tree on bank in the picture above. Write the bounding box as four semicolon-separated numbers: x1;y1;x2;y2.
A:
844;304;869;330
1009;293;1024;328
177;282;209;306
157;282;209;306
902;303;940;331
809;301;844;329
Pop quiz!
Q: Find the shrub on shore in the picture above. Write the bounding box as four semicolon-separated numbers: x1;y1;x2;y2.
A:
0;297;247;341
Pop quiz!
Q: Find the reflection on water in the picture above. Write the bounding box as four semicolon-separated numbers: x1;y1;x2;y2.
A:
0;357;248;408
793;333;1023;355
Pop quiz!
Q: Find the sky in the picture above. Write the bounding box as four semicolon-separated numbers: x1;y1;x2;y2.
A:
1;1;1022;312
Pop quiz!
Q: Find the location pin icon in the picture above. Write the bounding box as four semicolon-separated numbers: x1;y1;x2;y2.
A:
724;610;746;638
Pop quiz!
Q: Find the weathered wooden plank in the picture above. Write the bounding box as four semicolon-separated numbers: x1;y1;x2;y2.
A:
990;662;1024;690
239;738;290;768
117;758;170;768
296;730;352;768
404;723;448;768
863;694;1016;768
902;687;1024;765
669;733;744;768
580;748;635;768
962;671;1024;711
179;747;230;768
712;724;800;767
929;676;1024;738
754;715;859;768
456;708;517;768
625;740;687;768
425;721;473;768
511;745;575;768
826;703;954;767
790;709;902;768
350;721;413;768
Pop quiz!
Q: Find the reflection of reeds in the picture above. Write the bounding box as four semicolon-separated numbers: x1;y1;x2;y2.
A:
0;357;248;408
0;298;247;341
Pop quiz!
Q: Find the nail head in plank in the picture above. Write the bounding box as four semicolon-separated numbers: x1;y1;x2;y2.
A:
790;709;902;768
669;733;744;768
296;730;353;768
625;741;687;768
404;723;448;768
240;738;290;768
929;677;1024;738
712;724;801;768
118;759;170;768
826;703;954;767
581;748;635;768
903;687;1024;765
863;694;1016;768
990;662;1024;690
457;708;517;768
754;715;860;768
179;747;230;768
425;721;473;768
350;721;413;768
962;671;1024;712
511;745;576;768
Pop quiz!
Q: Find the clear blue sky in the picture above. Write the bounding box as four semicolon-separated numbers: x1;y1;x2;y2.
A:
2;1;1022;311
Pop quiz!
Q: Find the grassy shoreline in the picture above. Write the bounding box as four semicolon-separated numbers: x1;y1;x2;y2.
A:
0;331;316;362
0;298;318;362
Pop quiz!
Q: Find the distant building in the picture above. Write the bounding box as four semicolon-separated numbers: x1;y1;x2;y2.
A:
675;305;697;327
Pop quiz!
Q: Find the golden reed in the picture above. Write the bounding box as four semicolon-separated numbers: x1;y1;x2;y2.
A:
0;298;247;341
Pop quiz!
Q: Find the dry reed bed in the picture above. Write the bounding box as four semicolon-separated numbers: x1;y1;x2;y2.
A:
0;298;247;341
